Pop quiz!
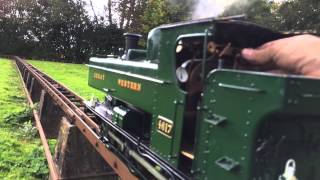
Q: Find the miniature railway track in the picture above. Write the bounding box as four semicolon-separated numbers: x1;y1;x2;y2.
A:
14;57;138;180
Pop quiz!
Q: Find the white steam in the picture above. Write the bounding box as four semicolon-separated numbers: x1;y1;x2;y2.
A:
192;0;247;19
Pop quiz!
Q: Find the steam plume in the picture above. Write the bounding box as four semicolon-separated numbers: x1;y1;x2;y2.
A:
192;0;249;19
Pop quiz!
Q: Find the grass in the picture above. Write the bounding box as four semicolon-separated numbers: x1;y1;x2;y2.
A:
0;59;105;179
29;60;105;100
0;59;48;179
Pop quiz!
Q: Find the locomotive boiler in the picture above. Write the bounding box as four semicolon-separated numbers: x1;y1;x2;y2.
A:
86;16;320;180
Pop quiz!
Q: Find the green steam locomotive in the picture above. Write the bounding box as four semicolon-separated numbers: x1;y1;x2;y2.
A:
86;16;320;179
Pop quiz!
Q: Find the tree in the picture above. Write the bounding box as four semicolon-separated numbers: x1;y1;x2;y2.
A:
277;0;320;32
222;0;280;30
222;0;320;33
0;0;198;62
140;0;194;35
0;0;124;63
107;0;114;25
140;0;169;33
167;0;194;22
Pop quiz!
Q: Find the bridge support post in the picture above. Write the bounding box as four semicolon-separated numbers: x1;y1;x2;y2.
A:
28;77;42;103
39;90;64;139
54;117;117;179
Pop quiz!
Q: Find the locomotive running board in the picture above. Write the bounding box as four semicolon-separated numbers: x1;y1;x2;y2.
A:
84;101;189;180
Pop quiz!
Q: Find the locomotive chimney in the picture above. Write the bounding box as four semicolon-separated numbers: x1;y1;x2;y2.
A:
121;33;142;60
124;33;142;53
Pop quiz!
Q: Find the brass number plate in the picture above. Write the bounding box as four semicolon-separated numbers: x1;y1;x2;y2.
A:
157;116;173;138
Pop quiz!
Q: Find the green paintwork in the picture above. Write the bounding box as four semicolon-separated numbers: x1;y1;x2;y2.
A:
127;49;147;60
88;18;215;166
88;17;320;179
194;69;320;179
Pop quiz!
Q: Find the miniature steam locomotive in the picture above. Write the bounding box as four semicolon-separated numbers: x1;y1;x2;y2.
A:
87;16;320;180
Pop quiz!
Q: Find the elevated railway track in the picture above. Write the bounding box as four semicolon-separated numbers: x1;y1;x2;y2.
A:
15;57;137;180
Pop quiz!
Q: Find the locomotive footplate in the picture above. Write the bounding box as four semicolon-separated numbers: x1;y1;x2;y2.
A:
84;101;188;180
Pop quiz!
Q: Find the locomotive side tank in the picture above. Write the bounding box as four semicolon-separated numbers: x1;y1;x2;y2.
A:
87;16;320;179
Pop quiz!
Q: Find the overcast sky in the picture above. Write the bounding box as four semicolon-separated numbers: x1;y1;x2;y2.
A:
84;0;108;17
84;0;287;19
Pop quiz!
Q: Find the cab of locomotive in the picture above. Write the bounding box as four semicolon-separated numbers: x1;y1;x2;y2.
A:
161;19;320;179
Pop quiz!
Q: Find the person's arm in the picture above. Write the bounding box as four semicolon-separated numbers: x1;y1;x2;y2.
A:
241;35;320;77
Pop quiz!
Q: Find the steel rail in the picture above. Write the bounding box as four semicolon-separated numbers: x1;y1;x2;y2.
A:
15;60;60;180
15;57;138;180
24;64;100;132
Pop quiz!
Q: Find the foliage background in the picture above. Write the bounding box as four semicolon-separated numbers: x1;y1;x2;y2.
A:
0;0;192;63
0;0;319;63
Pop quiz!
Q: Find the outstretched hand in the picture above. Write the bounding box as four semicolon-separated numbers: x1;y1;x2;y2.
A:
241;35;320;77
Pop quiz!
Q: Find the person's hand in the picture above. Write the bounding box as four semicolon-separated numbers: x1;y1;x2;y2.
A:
241;35;320;77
